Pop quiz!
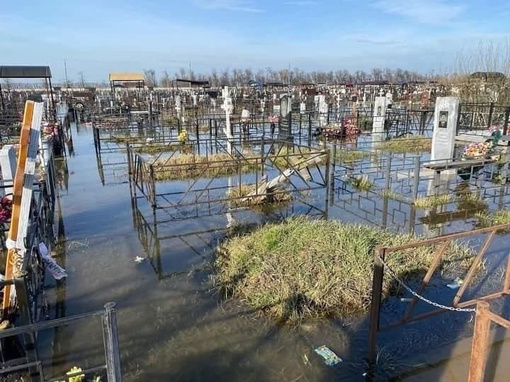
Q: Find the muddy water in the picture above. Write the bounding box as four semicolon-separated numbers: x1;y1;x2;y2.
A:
44;122;510;381
47;123;374;381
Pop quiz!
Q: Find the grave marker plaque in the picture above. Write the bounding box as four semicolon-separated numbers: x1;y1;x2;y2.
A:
431;97;459;161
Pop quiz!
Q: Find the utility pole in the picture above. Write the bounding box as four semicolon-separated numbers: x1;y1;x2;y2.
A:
78;72;85;88
64;59;69;89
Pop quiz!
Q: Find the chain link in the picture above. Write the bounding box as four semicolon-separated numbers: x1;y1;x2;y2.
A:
376;254;476;313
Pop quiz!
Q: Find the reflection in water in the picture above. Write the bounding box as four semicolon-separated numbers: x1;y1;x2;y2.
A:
53;121;507;381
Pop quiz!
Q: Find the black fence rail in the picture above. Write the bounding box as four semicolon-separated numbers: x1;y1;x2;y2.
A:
458;103;510;134
0;302;122;381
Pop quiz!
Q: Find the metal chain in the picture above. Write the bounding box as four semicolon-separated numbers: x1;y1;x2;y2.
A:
376;254;476;313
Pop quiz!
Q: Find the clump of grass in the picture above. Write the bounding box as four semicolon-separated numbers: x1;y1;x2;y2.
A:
380;189;407;202
350;176;373;191
162;115;180;125
476;210;510;228
456;193;487;211
152;153;260;180
413;194;453;209
336;150;372;163
214;217;474;322
112;135;141;144
135;142;190;154
377;136;432;153
227;183;292;206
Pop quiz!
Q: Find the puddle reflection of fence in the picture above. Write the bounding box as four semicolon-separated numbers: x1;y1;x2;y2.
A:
330;144;510;235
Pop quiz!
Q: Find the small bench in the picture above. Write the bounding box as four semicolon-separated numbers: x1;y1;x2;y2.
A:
424;158;498;194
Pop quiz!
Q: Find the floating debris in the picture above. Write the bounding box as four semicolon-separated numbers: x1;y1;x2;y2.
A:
446;277;464;290
400;297;413;302
314;345;343;366
134;256;145;264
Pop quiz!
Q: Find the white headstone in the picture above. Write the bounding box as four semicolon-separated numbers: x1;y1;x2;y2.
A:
317;95;328;124
372;96;387;135
280;96;291;117
431;97;460;162
0;145;16;196
241;108;250;121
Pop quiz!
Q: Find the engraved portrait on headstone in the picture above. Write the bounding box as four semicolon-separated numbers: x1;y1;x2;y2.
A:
439;111;448;129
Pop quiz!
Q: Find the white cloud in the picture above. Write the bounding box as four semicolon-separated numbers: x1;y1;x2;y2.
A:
284;1;318;6
193;0;264;13
373;0;464;24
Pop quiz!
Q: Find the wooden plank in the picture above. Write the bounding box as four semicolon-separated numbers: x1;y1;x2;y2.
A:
2;101;34;318
16;103;43;251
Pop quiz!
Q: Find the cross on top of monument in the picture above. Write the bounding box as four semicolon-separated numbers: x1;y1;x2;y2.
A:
221;86;233;114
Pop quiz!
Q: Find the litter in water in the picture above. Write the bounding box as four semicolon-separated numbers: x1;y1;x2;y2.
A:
400;298;413;302
446;277;464;290
134;256;145;264
314;345;343;366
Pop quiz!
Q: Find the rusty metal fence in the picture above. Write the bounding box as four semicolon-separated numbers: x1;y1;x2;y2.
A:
367;224;510;380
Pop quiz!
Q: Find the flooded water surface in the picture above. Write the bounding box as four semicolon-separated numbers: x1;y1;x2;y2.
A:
43;121;510;381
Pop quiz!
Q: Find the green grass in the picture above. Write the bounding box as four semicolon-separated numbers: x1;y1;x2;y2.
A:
377;136;432;153
413;194;453;209
214;217;474;323
476;210;510;227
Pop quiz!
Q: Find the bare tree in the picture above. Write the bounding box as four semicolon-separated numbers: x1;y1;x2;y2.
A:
144;69;158;87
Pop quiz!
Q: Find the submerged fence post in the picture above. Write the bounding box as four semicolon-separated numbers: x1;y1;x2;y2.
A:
413;156;421;201
103;302;122;382
384;155;392;191
367;247;386;381
468;301;491;382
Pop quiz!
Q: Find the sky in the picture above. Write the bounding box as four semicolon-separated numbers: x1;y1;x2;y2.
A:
1;0;509;83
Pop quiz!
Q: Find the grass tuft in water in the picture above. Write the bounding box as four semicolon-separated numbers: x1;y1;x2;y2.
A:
413;194;453;209
350;176;373;191
476;210;510;227
377;136;432;153
214;217;474;323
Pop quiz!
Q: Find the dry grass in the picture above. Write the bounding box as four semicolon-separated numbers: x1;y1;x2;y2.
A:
377;136;432;153
136;142;191;154
151;147;324;181
153;153;260;180
269;147;326;169
214;217;474;322
227;183;292;206
336;150;372;163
